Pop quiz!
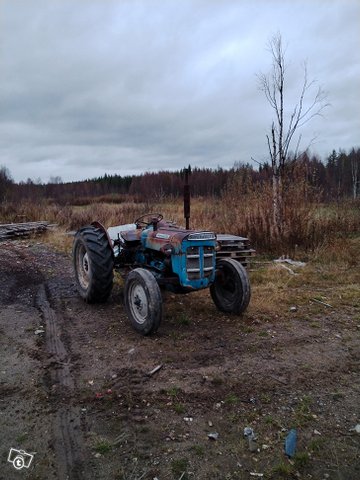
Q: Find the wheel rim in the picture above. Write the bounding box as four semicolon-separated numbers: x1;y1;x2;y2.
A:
77;244;90;290
128;281;148;324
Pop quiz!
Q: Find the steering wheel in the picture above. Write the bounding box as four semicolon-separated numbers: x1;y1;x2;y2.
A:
134;213;164;227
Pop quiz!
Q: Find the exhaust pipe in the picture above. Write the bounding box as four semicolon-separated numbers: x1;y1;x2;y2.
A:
183;166;191;230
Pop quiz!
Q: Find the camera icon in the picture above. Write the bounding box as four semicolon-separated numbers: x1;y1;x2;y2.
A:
8;448;34;470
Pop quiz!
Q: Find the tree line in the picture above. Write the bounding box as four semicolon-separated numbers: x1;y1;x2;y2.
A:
0;147;359;204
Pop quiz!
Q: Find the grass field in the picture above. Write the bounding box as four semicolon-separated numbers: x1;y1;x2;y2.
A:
1;195;359;254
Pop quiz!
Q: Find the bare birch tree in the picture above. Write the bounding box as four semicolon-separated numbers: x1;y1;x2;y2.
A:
350;148;359;199
258;33;328;237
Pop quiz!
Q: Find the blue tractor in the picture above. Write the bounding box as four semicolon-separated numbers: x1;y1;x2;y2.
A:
73;212;253;335
73;171;253;335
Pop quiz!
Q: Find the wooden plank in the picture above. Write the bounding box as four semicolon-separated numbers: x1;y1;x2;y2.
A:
0;221;49;228
0;221;53;240
217;250;255;258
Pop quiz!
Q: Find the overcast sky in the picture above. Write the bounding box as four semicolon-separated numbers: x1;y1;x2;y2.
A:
0;0;359;183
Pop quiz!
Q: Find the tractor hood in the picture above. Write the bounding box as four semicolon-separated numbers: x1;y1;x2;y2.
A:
144;224;216;253
107;220;216;254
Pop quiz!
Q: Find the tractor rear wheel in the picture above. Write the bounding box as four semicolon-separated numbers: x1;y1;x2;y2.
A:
73;225;114;303
210;258;251;314
124;268;162;335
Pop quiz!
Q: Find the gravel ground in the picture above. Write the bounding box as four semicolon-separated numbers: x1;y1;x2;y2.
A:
0;239;359;480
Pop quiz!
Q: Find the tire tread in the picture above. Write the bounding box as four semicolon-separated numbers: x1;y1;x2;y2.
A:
73;225;114;303
210;258;251;314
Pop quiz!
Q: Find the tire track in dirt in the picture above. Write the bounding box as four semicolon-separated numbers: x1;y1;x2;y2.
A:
36;283;84;480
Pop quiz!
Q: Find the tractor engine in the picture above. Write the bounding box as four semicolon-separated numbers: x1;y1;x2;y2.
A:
112;218;217;292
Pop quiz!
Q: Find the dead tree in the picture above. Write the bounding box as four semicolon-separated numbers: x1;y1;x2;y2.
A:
0;166;13;202
350;148;359;199
258;33;328;237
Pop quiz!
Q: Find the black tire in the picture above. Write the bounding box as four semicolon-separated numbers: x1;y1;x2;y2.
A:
210;258;251;314
73;225;114;303
124;268;162;335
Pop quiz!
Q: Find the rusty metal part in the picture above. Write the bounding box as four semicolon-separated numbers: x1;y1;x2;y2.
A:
183;167;191;230
141;224;215;254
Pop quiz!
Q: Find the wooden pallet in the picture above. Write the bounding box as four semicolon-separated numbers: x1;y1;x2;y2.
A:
216;234;255;267
0;221;55;240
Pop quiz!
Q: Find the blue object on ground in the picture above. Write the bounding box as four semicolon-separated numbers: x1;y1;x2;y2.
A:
244;427;254;438
284;429;297;457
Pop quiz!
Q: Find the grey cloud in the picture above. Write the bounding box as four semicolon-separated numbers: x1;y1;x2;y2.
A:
0;0;359;182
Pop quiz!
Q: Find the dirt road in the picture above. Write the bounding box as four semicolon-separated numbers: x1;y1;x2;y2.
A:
0;239;359;479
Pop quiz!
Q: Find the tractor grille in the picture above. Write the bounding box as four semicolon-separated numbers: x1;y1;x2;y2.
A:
186;245;214;280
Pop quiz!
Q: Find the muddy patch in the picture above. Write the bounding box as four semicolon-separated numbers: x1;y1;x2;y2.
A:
0;240;359;479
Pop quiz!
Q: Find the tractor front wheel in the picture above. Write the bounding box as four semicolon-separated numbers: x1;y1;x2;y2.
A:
73;225;114;303
124;268;162;335
210;258;251;314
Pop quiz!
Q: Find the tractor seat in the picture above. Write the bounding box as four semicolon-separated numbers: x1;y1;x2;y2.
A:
121;230;141;242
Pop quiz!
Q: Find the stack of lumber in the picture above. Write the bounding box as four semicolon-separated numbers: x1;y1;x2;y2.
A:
0;221;55;240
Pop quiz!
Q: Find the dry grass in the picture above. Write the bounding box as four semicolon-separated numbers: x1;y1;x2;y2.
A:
223;178;360;253
159;235;360;329
248;265;296;318
42;229;74;255
1;192;359;255
248;236;360;322
54;203;152;231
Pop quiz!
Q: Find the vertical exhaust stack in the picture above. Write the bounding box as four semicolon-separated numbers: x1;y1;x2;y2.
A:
183;166;191;230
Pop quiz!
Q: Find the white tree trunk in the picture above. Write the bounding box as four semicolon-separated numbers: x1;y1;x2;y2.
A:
272;173;283;237
351;158;358;199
